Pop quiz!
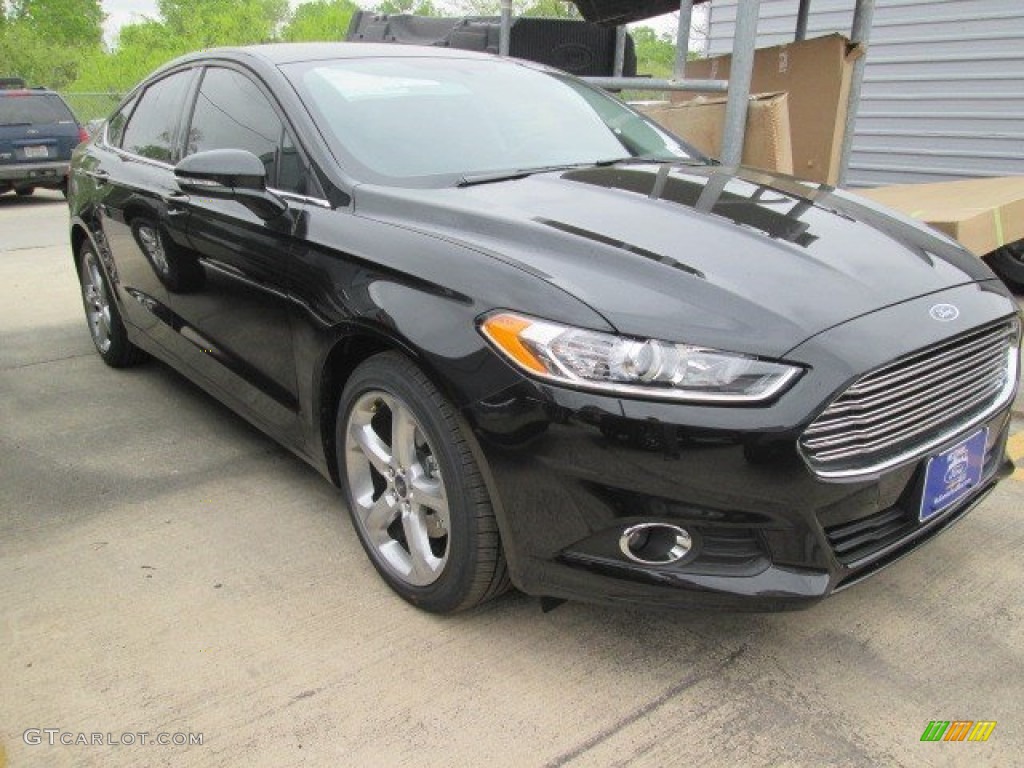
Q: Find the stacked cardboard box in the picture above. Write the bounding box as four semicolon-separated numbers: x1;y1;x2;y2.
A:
639;92;794;174
670;34;864;185
856;177;1024;257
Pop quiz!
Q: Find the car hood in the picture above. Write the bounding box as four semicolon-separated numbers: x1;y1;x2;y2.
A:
353;164;994;357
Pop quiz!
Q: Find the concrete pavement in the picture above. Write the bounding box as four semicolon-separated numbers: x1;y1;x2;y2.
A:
1;190;1023;768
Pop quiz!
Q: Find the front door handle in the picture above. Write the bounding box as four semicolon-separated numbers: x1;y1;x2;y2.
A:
163;191;190;216
85;169;109;185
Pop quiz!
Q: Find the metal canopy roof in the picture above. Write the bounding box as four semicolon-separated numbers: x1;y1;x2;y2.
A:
571;0;711;26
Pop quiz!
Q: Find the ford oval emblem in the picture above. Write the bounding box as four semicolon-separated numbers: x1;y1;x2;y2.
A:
929;303;960;322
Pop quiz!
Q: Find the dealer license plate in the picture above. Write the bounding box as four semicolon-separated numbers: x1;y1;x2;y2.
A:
23;145;49;159
919;429;987;523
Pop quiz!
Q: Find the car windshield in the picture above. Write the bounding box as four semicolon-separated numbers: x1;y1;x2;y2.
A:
0;93;76;125
284;56;701;185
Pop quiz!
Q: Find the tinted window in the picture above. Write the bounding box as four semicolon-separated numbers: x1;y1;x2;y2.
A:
0;93;76;125
121;71;193;163
285;58;698;183
186;67;305;194
106;94;138;147
278;131;305;194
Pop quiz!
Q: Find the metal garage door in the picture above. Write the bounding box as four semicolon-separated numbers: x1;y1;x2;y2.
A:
705;0;1024;187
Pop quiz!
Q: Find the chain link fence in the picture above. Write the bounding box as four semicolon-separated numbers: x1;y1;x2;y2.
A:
60;92;123;123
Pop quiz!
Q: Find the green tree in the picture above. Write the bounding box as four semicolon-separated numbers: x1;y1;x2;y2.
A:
5;0;104;48
71;19;193;92
0;22;82;86
283;0;360;42
156;0;288;47
375;0;439;14
631;25;676;78
444;0;576;15
0;0;101;87
522;0;577;17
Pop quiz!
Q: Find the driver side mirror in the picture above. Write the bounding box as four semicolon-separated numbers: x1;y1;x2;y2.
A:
174;149;288;221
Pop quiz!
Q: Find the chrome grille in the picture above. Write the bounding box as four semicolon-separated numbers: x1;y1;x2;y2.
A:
802;320;1019;477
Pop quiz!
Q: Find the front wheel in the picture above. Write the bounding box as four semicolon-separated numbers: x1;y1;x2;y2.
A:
337;352;509;613
78;243;148;367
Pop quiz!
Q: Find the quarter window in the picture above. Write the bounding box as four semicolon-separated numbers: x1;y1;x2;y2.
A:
186;67;305;194
120;71;193;162
106;93;138;148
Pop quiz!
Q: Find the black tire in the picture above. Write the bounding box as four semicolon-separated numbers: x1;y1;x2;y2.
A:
16;187;35;197
77;243;148;368
336;352;509;613
987;242;1024;292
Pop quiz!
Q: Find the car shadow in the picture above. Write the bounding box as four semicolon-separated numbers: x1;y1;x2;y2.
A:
0;190;67;207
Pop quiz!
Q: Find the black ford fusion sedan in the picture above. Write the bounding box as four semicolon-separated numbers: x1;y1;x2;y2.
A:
68;43;1021;613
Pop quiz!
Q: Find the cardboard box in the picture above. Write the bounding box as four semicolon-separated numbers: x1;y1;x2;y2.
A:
639;92;794;174
855;177;1024;257
675;34;863;185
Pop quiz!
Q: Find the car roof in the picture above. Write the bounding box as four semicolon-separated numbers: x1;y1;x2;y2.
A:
175;42;496;67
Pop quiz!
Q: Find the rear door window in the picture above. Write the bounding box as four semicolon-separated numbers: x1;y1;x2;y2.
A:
0;93;76;125
106;93;138;148
121;70;194;163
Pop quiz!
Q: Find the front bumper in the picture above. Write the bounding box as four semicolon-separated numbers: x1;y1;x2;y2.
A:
465;283;1020;610
470;386;1013;611
0;160;70;188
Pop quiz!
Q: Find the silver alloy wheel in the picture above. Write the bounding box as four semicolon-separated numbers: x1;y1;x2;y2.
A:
136;224;169;275
345;391;451;586
80;250;112;353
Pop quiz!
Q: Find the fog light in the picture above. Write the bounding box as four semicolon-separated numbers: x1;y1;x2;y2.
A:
619;523;692;565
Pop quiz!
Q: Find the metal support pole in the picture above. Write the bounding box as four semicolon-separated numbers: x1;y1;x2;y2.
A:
838;0;875;186
720;0;760;167
613;26;627;77
674;0;695;80
695;170;730;213
499;0;512;57
795;0;811;41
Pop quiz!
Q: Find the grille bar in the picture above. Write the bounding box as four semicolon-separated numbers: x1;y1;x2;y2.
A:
801;319;1018;476
843;324;1011;397
804;372;1003;451
809;382;1002;463
809;344;1007;423
826;508;909;560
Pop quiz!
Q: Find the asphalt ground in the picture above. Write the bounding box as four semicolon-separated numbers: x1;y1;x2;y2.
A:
1;190;1022;768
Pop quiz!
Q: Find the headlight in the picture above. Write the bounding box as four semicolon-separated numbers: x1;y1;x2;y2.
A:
479;312;802;403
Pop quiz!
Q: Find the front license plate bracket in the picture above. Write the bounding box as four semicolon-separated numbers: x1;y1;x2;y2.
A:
919;428;988;523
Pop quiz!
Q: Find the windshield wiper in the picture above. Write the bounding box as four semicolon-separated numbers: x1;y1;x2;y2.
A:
456;156;712;187
602;155;712;167
457;163;596;187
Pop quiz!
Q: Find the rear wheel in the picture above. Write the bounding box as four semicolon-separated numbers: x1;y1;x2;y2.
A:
16;187;34;197
132;218;205;292
337;352;509;613
78;243;148;367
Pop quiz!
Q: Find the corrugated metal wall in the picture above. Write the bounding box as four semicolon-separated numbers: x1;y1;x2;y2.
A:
705;0;1024;187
